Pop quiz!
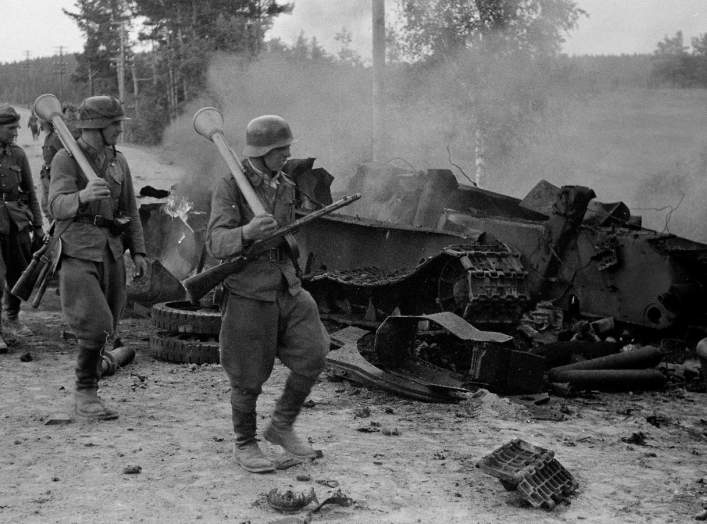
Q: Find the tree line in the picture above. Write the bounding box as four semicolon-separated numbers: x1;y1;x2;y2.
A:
0;1;704;173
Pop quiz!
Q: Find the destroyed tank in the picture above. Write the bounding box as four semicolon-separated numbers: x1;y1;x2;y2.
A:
289;160;707;333
133;159;707;335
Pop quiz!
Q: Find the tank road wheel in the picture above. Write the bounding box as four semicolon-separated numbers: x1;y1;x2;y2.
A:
151;301;222;336
149;332;220;365
436;258;469;317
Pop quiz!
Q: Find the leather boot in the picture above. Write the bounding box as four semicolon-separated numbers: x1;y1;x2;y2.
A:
74;388;119;420
264;374;319;458
74;343;118;420
232;409;275;473
231;389;274;473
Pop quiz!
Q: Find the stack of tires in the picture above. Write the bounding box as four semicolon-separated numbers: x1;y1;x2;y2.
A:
149;301;222;364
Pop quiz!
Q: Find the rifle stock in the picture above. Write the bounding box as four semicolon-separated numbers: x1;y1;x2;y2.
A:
11;240;52;301
183;193;361;303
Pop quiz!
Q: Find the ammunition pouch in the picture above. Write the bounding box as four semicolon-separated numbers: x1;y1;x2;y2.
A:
74;214;131;236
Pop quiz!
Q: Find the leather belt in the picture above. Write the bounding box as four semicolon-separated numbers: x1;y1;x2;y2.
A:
74;214;117;228
258;246;287;263
0;192;18;202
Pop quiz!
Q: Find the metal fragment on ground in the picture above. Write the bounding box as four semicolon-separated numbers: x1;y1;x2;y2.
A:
267;487;318;513
477;438;578;510
327;326;463;402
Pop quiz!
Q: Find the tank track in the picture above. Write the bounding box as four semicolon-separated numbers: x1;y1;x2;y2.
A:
304;242;529;328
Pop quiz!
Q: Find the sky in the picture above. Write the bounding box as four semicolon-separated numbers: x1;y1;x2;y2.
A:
1;0;706;63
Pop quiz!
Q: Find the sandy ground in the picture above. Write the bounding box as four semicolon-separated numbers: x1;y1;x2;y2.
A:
1;108;706;524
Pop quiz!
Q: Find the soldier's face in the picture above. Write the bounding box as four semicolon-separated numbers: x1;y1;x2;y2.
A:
263;145;291;173
101;120;123;145
0;123;19;145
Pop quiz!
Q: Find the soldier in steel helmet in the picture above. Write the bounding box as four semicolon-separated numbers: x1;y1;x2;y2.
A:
207;114;329;473
48;95;147;420
0;103;44;342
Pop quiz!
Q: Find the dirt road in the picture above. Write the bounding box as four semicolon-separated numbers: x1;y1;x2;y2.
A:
0;108;705;523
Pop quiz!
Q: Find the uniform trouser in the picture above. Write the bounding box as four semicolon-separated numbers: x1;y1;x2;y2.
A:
220;288;329;415
1;223;32;320
59;249;126;390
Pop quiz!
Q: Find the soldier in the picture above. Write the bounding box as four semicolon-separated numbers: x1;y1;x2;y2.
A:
48;95;147;420
0;104;44;340
39;120;63;220
207;115;330;473
28;113;40;141
40;105;80;220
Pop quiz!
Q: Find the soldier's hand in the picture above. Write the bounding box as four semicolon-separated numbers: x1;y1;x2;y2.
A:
79;178;111;203
242;214;278;242
132;254;148;279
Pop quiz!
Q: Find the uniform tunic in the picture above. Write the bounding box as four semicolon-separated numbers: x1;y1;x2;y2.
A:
0;143;43;317
48;139;145;345
207;160;329;394
39;130;63;220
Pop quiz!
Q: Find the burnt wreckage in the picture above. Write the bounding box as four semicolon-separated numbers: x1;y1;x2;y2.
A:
135;159;707;398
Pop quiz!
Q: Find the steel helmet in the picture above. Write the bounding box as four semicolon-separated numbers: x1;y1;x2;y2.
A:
75;96;130;129
0;104;20;126
243;115;294;157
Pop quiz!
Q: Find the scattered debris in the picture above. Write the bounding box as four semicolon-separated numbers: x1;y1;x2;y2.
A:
646;413;671;428
44;414;72;425
477;439;578;510
315;479;339;488
273;456;304;470
356;422;380;433
122;465;142;474
296;474;311;482
621;432;648;446
266;488;318;513
309;489;354;514
353;407;371;418
61;330;77;342
381;427;400;436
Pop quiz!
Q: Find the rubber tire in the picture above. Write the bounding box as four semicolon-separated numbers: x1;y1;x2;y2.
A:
150;332;220;364
151;300;222;336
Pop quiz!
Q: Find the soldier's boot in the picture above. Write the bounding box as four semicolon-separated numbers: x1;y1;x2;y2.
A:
232;409;275;473
5;318;33;337
264;374;319;458
74;388;119;420
74;343;118;420
231;389;274;473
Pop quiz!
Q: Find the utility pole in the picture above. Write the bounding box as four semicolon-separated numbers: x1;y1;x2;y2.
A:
371;0;385;162
23;51;31;105
117;19;126;103
53;46;67;100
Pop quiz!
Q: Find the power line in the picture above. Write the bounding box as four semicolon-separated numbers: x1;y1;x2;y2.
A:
53;46;67;100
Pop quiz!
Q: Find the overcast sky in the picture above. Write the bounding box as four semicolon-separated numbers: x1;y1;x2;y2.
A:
1;0;705;63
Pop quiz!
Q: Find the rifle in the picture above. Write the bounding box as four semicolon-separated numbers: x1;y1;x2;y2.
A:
182;193;360;303
11;93;105;307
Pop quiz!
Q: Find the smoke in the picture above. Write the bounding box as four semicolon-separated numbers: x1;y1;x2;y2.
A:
157;49;707;244
160;47;551;196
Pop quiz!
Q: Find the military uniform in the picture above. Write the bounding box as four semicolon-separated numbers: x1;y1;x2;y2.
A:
40;129;63;220
0;107;43;326
207;151;329;472
49;138;145;398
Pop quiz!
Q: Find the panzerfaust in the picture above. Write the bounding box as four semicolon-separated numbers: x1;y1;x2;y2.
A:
183;107;360;303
